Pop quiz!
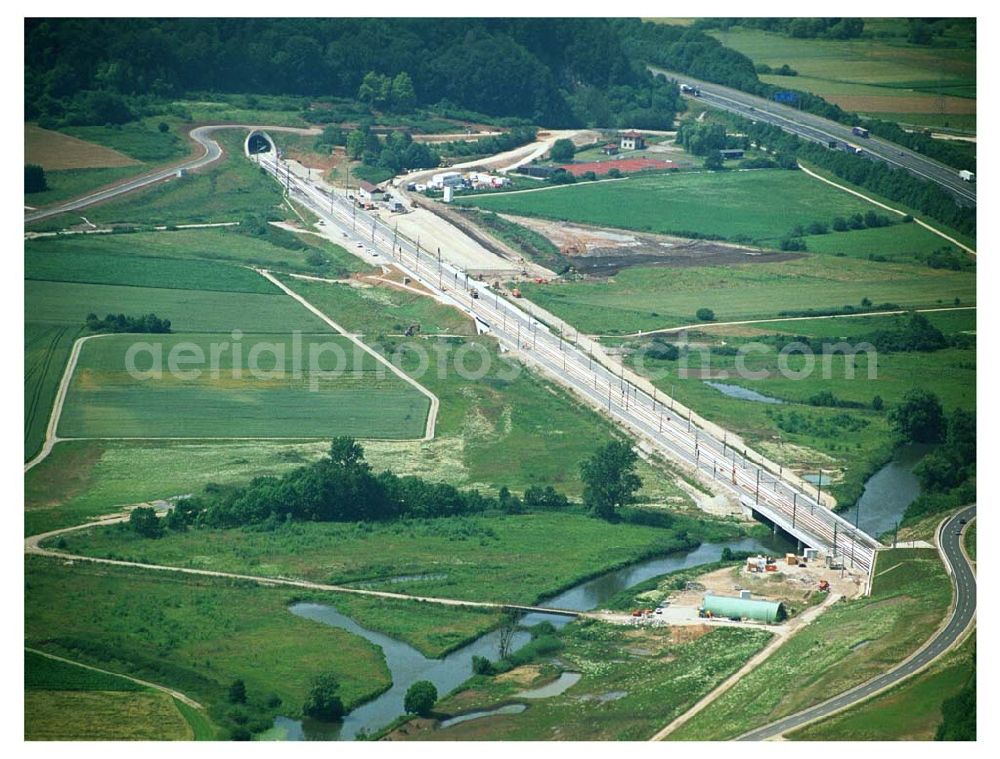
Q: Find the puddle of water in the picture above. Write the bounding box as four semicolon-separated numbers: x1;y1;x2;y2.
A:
438;703;527;728
704;381;785;404
516;672;581;699
594;690;628;703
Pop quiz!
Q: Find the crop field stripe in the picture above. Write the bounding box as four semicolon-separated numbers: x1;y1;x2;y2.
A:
24;326;69;453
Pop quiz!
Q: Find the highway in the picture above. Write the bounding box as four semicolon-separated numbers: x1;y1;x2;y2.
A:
737;504;977;740
254;142;882;575
24;125;318;225
649;68;976;207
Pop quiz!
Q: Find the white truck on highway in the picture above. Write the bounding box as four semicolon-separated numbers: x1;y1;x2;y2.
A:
959;169;975;182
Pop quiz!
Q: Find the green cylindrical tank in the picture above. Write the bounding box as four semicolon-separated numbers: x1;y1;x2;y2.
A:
701;594;785;623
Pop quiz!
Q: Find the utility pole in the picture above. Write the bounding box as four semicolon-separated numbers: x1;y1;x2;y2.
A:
755;468;760;505
792;493;797;529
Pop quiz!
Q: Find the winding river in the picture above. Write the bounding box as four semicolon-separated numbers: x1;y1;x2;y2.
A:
269;534;793;740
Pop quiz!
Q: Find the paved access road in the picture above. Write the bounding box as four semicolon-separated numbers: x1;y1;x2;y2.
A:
738;504;977;740
650;68;976;207
24;124;318;224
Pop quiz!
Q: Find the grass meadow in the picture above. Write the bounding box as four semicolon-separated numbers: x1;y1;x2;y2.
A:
456;170;890;246
52;511;741;611
670;548;951;739
409;624;772;741
788;632;975;740
25;166;146;207
25;556;392;737
24;232;367;459
518;254;974;334
279;275;477;336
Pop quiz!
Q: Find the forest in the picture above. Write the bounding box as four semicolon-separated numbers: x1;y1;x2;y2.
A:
24;18;682;129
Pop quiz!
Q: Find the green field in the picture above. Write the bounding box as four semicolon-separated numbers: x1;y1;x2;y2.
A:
789;633;975;740
52;511;740;611
456;170;898;246
58;333;429;439
27;245;277;294
25;322;82;461
62;121;189;163
24;332;693;534
618;310;975;505
25;439;332;536
413;624;771;741
803;222;959;262
671;548;952;739
26;229;370;284
799;161;977;251
25;556;392;739
518;254;974;335
279;275;476;336
26;689;194;740
25;166;148;207
25;650;199;741
709;24;976;131
24;278;328;459
28;279;329;333
24;231;364;460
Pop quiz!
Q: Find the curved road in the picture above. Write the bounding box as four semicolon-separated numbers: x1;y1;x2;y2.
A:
24;124;318;224
737;504;977;740
650;68;976;207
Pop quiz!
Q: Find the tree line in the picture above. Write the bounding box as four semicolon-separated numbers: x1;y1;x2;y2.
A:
130;437;644;536
85;312;171;333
